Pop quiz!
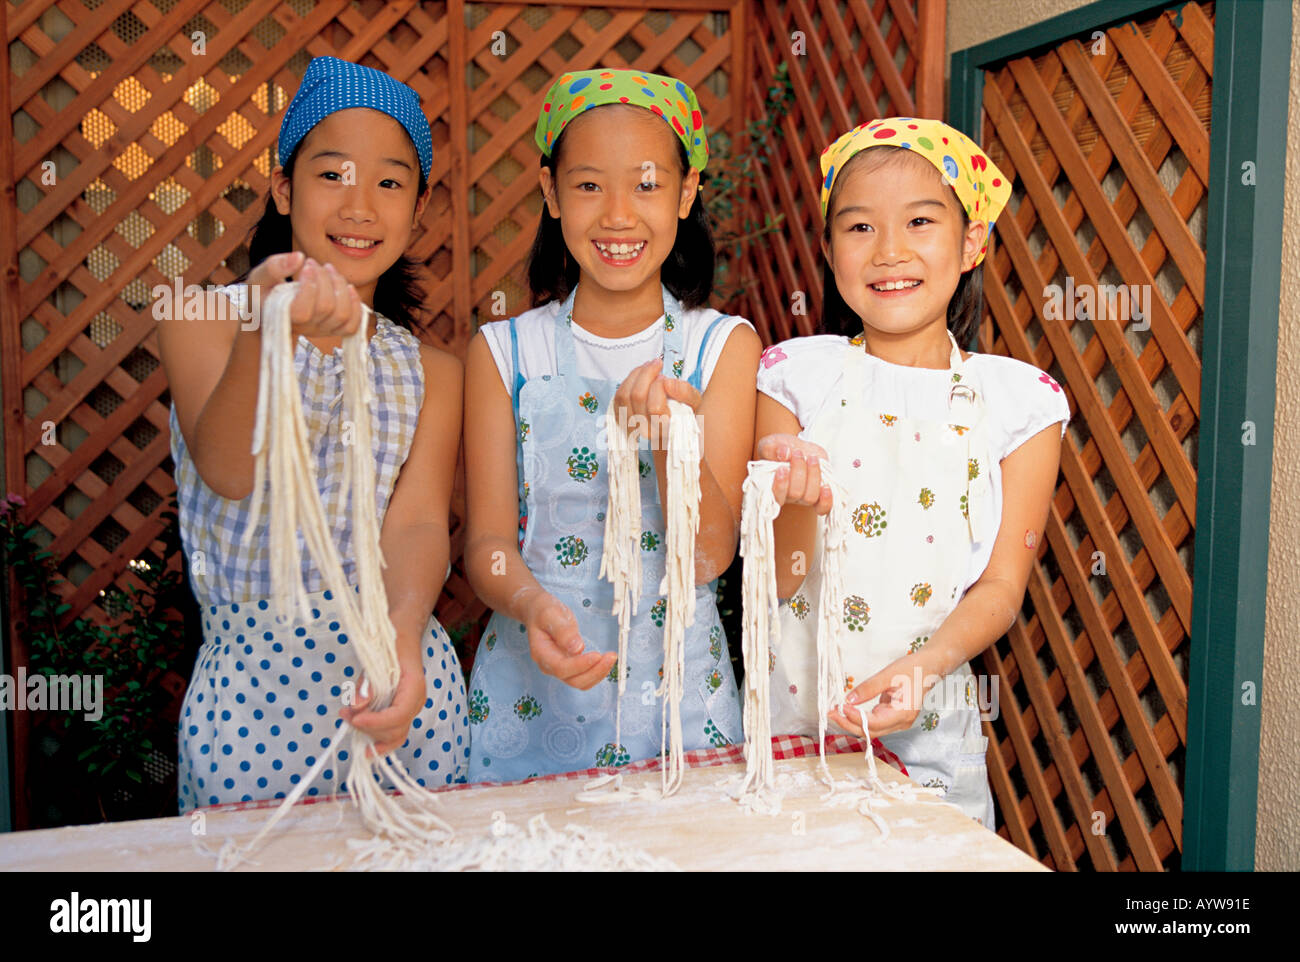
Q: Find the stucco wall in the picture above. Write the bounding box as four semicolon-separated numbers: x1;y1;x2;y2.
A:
947;0;1298;870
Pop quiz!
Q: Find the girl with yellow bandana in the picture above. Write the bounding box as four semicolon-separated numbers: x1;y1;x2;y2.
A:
461;69;760;781
754;119;1070;828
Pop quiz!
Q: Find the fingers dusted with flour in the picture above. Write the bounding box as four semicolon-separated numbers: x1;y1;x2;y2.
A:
754;433;834;514
523;592;616;690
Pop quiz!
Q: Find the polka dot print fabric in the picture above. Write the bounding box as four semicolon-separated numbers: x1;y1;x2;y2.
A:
177;585;468;812
533;68;709;171
278;55;433;180
817;117;1012;266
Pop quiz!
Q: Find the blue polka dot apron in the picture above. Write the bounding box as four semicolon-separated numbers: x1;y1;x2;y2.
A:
770;333;997;828
466;285;743;782
177;587;470;812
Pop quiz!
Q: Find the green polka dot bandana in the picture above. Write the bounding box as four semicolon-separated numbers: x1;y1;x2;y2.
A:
534;68;709;171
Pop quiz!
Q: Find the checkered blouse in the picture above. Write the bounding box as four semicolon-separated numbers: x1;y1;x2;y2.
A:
168;284;424;607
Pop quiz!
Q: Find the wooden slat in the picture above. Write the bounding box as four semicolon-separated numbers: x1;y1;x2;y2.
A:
1007;610;1127;869
986;259;1185;850
1107;20;1210;185
983;713;1036;855
19;2;353;321
988;164;1190;743
992;66;1198;529
10;0;137;107
448;0;471;344
986;82;1196;636
1059;39;1206;304
848;0;914;115
981;642;1076;869
788;0;854;137
15;0;279;215
1173;2;1215;76
914;0;944;118
972;4;1211;869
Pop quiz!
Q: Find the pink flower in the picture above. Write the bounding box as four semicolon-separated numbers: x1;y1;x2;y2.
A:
1039;372;1062;393
852;459;861;468
5;492;25;507
760;345;788;369
789;684;798;695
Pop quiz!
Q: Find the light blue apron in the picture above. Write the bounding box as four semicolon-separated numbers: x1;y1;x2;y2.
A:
466;285;743;781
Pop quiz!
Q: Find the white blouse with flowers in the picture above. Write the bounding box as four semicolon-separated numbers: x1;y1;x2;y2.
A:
756;335;1071;596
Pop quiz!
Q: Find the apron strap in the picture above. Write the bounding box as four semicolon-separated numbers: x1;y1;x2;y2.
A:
508;315;528;545
508;315;525;420
688;313;730;392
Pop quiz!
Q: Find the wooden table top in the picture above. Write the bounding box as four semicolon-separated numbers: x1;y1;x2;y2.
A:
0;752;1047;872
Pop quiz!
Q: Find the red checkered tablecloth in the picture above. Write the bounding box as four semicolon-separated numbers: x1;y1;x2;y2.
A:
199;735;906;815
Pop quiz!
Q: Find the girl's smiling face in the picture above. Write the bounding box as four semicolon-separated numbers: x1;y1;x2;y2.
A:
538;105;698;300
271;107;428;303
823;148;986;338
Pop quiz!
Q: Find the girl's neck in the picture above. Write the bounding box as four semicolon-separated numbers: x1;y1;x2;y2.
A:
570;273;666;338
859;321;966;369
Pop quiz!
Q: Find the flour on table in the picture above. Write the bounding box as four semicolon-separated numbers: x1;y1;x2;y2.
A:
346;813;679;872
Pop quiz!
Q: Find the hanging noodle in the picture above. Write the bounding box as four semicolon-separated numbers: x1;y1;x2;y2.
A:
217;282;452;869
598;403;641;742
813;464;852;777
658;398;700;797
727;459;941;837
588;398;700;802
732;460;781;814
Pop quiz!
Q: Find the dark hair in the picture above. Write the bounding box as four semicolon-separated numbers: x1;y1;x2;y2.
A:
525;113;715;309
818;146;985;347
244;143;429;332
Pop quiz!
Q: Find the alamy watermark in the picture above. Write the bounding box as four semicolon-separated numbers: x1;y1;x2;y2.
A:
0;669;103;721
875;667;1000;723
1042;277;1151;331
152;278;262;330
595;408;703;454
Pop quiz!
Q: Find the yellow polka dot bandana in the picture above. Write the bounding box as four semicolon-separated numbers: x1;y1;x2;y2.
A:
534;68;709;171
819;118;1012;265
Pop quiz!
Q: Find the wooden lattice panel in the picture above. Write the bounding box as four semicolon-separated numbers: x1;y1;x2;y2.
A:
0;0;950;828
975;2;1213;871
738;0;944;345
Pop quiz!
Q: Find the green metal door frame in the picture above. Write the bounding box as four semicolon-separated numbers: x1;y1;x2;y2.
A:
949;0;1289;871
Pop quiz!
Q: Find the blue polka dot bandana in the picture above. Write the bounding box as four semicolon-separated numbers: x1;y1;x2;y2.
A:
534;68;709;171
278;56;432;181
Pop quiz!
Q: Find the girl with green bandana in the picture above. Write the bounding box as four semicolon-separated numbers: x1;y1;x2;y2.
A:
461;69;760;781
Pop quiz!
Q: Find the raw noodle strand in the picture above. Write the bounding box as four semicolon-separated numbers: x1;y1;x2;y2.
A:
219;283;451;869
598;404;641;744
736;460;781;813
658;398;700;797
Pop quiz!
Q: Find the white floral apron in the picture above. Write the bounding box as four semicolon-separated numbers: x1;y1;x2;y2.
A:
770;332;997;828
466;285;743;782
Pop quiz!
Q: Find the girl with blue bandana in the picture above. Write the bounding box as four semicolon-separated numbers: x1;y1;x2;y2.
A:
754;119;1070;828
158;57;469;811
461;69;760;781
